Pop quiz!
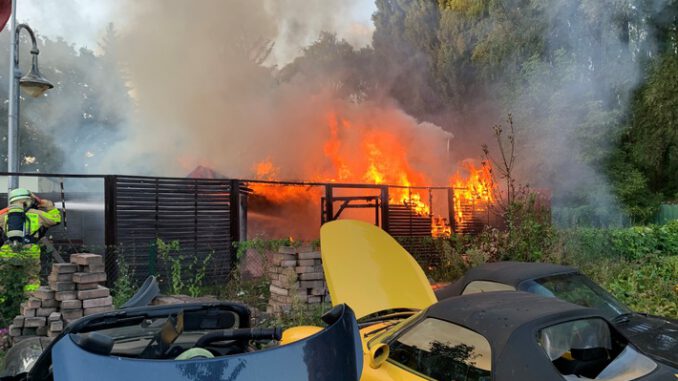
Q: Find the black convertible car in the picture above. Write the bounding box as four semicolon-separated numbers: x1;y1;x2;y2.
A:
436;261;678;369
1;302;362;381
319;220;678;381
387;291;678;380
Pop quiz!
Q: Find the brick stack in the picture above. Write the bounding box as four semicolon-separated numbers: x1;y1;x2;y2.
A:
267;245;329;314
8;253;113;344
69;254;113;317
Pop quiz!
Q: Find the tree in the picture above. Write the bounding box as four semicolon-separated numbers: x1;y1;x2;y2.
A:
368;0;675;225
0;25;133;173
277;33;374;102
0;31;61;173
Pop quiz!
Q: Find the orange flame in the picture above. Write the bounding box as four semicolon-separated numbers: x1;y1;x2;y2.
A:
324;112;352;182
250;111;497;236
251;160;321;203
431;216;452;237
253;112;431;213
450;160;495;228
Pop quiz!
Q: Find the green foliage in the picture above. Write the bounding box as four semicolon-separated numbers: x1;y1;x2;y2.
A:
0;257;34;326
396;236;471;282
156;239;212;297
559;221;678;262
369;0;678;217
603;256;677;317
156;239;182;294
0;328;9;360
212;274;271;312
187;253;213;298
606;152;661;224
278;32;375;101
232;237;298;260
569;251;678;318
601;47;678;223
111;255;137;308
266;302;331;329
501;196;556;262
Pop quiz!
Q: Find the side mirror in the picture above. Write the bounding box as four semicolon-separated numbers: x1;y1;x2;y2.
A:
368;343;390;369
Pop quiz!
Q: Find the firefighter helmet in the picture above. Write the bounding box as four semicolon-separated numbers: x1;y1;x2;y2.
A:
8;188;32;204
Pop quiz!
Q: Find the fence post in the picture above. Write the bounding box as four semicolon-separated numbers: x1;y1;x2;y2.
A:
229;180;241;262
148;240;157;277
381;186;390;232
104;175;118;287
447;188;456;233
324;184;334;223
239;188;248;242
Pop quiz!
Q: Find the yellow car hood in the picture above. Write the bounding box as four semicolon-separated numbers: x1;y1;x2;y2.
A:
320;220;436;319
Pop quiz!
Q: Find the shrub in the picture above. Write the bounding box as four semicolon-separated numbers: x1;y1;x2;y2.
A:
156;239;212;297
111;255;137;308
584;255;677;318
0;256;35;326
559;220;678;262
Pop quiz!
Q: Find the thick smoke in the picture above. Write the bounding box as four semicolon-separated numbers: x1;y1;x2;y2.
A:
84;0;454;239
25;1;670;229
263;0;374;65
363;1;672;226
506;1;664;225
99;0;451;185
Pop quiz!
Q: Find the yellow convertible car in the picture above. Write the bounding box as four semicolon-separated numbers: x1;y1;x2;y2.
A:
284;220;678;381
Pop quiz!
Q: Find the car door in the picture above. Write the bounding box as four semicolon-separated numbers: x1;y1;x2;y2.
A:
362;361;430;381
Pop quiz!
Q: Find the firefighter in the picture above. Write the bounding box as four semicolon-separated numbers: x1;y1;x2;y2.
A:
0;188;61;292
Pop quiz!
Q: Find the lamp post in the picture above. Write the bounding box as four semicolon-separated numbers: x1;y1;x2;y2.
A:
7;0;53;191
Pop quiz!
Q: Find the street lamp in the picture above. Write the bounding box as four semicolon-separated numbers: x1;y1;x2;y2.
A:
7;17;53;191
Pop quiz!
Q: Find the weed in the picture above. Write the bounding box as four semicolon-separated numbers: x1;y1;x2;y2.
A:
156;239;212;297
0;255;35;326
111;255;137;308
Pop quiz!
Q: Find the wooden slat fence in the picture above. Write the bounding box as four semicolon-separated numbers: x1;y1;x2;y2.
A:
105;176;237;284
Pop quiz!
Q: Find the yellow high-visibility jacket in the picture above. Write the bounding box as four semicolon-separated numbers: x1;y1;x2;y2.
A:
1;199;62;258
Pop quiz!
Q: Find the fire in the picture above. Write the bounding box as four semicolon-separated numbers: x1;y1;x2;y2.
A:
450;160;495;229
252;112;431;214
432;216;452;237
250;111;497;236
324;112;352;182
250;160;321;204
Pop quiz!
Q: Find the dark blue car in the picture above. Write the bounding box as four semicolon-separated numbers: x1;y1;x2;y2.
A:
1;302;362;381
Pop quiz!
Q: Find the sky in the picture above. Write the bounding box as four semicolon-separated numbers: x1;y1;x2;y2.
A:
15;0;377;64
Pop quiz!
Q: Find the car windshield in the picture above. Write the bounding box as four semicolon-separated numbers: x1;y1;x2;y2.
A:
519;273;631;319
